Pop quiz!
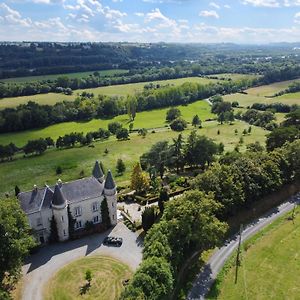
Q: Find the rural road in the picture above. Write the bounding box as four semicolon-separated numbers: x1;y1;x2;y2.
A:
21;222;142;300
187;192;300;300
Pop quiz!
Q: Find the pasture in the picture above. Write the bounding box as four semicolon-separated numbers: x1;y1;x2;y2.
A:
0;120;267;196
44;256;132;300
208;207;300;300
224;79;300;107
0;76;216;109
0;100;214;146
1;69;129;83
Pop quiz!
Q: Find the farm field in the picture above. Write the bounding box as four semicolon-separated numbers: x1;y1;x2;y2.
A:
0;76;217;109
0;100;214;146
1;69;129;83
209;207;300;300
44;256;132;300
212;73;259;81
224;79;300;107
0;120;267;196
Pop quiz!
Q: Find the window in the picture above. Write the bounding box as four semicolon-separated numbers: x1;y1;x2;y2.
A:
74;206;82;217
93;215;99;224
61;216;64;222
112;215;115;220
36;217;42;226
92;202;99;212
63;229;66;236
112;202;114;207
75;220;82;229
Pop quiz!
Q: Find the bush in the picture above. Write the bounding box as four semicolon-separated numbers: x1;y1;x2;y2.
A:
56;166;62;175
170;117;187;131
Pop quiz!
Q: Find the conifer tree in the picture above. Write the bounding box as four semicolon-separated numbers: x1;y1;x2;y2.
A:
101;197;111;228
49;216;59;243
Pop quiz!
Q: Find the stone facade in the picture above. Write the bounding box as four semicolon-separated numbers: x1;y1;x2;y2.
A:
18;161;117;243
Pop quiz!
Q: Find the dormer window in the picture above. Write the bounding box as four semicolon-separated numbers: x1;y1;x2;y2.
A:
36;217;42;226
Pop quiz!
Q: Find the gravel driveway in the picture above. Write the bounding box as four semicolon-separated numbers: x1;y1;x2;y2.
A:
21;222;143;300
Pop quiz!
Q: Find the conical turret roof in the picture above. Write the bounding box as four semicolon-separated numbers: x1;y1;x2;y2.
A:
92;160;104;180
104;170;116;190
52;184;66;206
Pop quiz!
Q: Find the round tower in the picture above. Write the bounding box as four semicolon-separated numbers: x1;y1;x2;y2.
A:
92;160;105;184
52;183;69;241
104;170;118;226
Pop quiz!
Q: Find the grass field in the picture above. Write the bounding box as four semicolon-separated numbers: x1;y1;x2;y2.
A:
208;206;300;300
1;69;129;83
0;120;267;196
44;256;132;300
0;77;217;109
212;73;259;81
224;79;300;107
0;100;214;146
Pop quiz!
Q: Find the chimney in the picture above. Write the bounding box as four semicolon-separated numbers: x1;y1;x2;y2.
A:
57;179;63;188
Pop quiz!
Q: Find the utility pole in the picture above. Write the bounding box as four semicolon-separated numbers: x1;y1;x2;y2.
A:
235;224;243;284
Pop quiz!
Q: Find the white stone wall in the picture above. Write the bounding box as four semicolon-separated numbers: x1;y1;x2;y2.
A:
105;192;118;226
69;196;103;230
53;206;69;241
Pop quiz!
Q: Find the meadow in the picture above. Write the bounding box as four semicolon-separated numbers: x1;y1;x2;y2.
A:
44;256;132;300
0;120;267;196
0;77;217;109
0;100;214;146
1;69;129;83
208;207;300;300
224;79;300;107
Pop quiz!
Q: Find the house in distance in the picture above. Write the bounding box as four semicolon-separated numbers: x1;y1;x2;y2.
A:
18;161;117;243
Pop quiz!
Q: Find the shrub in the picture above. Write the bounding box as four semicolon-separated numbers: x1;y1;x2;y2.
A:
170;117;187;131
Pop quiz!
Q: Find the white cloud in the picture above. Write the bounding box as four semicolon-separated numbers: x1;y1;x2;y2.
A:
199;10;219;19
224;4;231;8
134;12;144;17
209;2;221;9
284;0;300;6
242;0;280;7
295;11;300;23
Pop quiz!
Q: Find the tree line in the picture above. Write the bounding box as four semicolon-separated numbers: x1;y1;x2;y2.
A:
0;79;254;134
122;138;300;299
0;124;129;162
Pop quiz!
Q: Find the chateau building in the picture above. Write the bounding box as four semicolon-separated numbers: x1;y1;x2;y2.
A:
18;161;117;243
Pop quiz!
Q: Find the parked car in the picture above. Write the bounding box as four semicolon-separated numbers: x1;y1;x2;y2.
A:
103;236;123;247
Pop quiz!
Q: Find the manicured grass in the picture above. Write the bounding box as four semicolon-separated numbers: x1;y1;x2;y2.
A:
44;256;132;300
0;77;217;109
0;120;266;196
208;207;300;300
1;69;129;83
0;100;214;146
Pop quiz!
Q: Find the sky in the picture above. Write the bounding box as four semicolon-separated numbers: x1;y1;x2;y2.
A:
1;0;300;43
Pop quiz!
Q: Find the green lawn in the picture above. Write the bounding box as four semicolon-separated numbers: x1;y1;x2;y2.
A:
208;207;300;300
247;79;300;97
44;256;132;300
0;100;214;146
211;73;259;81
224;81;300;107
0;77;217;109
1;69;129;83
0;120;267;197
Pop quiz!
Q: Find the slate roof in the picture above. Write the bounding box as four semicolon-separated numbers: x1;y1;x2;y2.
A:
52;184;67;206
92;160;104;179
18;177;104;214
18;187;46;214
104;170;116;190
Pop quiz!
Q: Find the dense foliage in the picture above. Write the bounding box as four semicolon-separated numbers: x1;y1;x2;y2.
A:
0;198;35;297
121;191;228;299
0;79;253;134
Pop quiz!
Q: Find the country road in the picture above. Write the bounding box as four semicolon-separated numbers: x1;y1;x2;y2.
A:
187;192;300;300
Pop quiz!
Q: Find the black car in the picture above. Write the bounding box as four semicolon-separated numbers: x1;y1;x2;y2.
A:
103;236;123;247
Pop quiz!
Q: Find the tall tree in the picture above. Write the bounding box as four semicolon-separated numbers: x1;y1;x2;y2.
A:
48;216;59;243
192;114;201;127
0;198;35;287
126;96;138;121
101;197;111;228
142;207;156;232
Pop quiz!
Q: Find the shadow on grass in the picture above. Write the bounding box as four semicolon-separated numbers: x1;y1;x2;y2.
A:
80;283;91;295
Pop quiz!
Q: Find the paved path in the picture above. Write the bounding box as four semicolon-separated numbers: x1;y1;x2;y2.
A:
188;193;300;300
21;222;143;300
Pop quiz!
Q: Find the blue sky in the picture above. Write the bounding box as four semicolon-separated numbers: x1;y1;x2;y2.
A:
1;0;300;43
